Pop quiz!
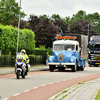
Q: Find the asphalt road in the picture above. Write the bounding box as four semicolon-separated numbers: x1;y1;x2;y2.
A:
0;67;100;100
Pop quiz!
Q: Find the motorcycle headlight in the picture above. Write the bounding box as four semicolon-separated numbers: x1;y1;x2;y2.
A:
49;58;52;62
70;59;74;62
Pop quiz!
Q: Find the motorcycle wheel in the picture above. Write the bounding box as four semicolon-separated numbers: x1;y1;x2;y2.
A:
17;70;20;79
22;75;25;78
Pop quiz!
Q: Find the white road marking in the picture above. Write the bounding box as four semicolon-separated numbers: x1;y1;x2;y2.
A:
24;90;30;92
41;84;46;87
49;82;54;84
3;97;9;100
13;93;20;96
33;87;38;89
56;81;60;83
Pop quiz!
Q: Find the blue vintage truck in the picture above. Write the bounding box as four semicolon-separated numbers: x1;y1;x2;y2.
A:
88;35;100;67
48;34;88;72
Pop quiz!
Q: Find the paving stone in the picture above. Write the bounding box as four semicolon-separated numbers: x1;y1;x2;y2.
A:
49;78;100;100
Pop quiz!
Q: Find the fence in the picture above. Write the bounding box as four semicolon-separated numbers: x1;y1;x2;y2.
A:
0;56;15;67
0;55;47;67
0;50;48;67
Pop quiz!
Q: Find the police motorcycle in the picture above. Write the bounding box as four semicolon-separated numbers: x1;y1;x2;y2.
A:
15;52;27;79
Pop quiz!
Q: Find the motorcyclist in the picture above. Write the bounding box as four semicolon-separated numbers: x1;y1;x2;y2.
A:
21;49;30;75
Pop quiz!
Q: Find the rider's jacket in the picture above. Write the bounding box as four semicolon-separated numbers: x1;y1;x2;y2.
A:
24;54;30;64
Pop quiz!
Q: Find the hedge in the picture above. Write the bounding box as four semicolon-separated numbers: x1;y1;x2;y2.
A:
0;24;35;55
0;50;48;67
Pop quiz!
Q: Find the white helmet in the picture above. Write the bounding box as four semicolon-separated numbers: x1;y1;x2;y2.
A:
21;49;26;54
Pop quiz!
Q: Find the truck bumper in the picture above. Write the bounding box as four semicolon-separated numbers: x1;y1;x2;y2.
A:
48;63;75;66
89;61;100;65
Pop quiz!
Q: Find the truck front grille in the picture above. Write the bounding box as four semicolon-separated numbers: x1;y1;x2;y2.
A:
57;53;64;61
90;54;100;61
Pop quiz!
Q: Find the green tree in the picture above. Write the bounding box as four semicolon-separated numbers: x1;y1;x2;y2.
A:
53;19;68;33
28;14;41;31
70;10;86;24
51;14;62;21
86;12;100;23
34;18;60;47
67;10;100;34
39;14;48;19
65;16;71;24
86;12;100;33
0;0;26;25
51;14;68;33
10;19;30;29
70;20;97;36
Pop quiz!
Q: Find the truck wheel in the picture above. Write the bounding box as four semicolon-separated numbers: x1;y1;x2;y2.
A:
76;62;80;71
81;61;84;71
77;67;80;71
49;65;54;71
72;61;77;72
72;65;76;72
94;65;97;67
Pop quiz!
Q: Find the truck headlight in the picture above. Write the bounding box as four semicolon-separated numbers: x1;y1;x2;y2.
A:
70;59;74;62
49;58;52;62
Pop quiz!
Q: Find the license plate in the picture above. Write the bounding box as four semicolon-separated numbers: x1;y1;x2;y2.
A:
96;63;99;64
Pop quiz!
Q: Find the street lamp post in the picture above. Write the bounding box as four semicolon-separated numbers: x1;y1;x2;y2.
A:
88;24;90;43
88;22;98;44
16;0;21;56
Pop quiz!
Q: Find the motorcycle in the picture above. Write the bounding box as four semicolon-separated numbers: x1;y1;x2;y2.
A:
15;52;27;79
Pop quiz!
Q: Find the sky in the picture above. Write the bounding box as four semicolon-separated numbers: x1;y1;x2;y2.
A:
16;0;100;20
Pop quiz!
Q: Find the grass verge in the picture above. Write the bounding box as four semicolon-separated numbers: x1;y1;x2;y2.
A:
95;89;100;100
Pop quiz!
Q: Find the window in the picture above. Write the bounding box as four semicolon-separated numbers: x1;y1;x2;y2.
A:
65;45;75;51
53;44;75;51
89;44;100;49
53;44;64;51
76;45;78;51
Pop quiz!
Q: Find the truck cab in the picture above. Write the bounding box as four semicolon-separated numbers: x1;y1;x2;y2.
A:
88;36;100;67
48;34;88;72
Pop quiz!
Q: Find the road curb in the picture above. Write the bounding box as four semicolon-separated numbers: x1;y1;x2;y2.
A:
0;66;49;75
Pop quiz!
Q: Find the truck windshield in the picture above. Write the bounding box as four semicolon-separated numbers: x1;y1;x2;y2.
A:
89;44;100;49
53;44;75;51
65;45;75;51
53;44;64;51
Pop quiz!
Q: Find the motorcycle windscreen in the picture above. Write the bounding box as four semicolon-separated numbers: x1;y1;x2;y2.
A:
16;52;25;62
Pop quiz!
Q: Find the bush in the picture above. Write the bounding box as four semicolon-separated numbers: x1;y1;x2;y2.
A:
48;50;52;55
27;50;47;56
0;24;36;55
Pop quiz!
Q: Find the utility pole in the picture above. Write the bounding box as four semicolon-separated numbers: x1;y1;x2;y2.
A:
88;22;98;44
16;0;21;56
88;24;90;43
